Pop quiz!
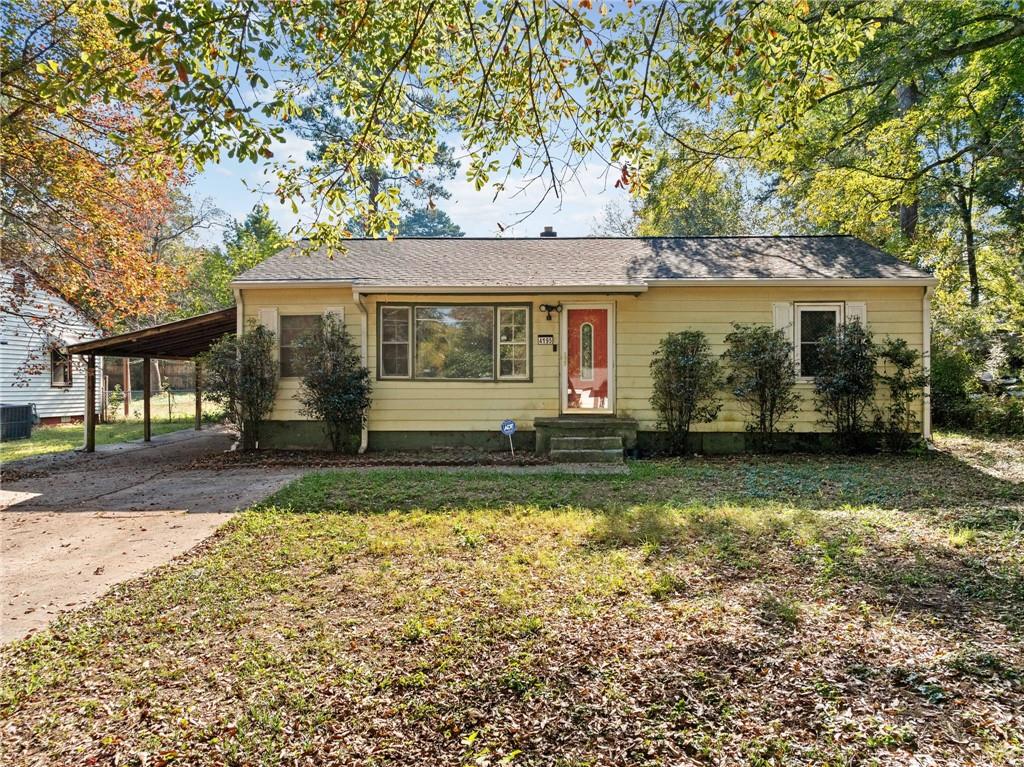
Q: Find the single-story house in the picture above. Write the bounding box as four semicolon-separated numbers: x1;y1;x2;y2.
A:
230;232;936;454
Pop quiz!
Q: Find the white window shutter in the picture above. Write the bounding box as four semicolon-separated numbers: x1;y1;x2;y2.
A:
257;307;278;335
323;306;345;323
773;302;798;374
772;302;794;341
846;302;867;327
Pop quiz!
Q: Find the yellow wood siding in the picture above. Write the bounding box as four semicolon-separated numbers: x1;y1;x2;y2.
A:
241;285;927;432
241;287;361;420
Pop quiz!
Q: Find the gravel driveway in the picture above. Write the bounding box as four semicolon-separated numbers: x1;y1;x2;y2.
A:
1;427;307;642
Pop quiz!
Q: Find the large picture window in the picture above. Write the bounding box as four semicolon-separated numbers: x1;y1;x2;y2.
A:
378;304;531;381
795;303;843;378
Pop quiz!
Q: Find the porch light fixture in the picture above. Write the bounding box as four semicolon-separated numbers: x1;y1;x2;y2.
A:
539;303;563;321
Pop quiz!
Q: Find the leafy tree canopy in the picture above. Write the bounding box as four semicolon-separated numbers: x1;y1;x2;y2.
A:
398;207;465;238
1;0;187;330
179;204;289;314
38;1;871;249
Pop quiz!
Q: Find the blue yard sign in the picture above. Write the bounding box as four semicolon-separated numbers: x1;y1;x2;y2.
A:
500;419;516;457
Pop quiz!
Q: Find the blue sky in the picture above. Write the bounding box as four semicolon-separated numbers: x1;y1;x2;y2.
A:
190;132;630;245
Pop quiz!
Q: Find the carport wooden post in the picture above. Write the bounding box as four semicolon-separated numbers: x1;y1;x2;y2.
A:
84;355;96;452
142;357;152;442
194;364;202;430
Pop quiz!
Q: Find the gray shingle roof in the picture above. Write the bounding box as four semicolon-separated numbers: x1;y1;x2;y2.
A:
233;236;933;288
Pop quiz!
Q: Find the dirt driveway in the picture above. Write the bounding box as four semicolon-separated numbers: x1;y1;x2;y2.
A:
1;427;307;643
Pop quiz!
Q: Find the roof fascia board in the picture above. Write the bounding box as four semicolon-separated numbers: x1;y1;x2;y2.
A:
234;277;937;290
233;280;354;288
644;277;938;287
356;285;647;294
234;281;647;294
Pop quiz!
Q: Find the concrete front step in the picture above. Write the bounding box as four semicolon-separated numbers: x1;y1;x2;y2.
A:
549;447;624;464
550;436;623;451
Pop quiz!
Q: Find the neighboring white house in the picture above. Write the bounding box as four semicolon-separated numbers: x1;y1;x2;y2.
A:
0;269;100;424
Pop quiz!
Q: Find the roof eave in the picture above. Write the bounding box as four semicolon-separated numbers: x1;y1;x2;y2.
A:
644;277;938;287
233;280;649;294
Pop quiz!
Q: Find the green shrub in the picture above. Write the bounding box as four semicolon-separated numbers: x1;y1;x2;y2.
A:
813;321;877;452
874;337;928;451
649;330;722;455
930;345;977;428
723;323;800;450
293;314;372;452
972;397;1024;436
199;323;278;451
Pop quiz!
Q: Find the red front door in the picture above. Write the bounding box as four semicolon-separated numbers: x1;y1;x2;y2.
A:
565;307;610;411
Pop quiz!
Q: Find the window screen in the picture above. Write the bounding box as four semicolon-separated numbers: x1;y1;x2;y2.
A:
279;315;319;377
498;307;529;379
380;306;411;378
798;308;840;377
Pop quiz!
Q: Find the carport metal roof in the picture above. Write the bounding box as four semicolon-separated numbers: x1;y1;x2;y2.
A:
68;307;236;360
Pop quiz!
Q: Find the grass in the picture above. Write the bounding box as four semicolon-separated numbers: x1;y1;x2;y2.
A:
1;434;1022;765
0;418;193;463
0;393;219;463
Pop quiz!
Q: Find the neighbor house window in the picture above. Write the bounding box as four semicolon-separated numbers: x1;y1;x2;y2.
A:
279;314;319;377
795;303;843;378
380;306;411;378
498;307;529;380
50;348;71;387
379;303;530;381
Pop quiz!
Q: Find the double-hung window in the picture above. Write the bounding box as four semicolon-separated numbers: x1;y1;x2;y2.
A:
795;303;844;378
379;304;531;381
279;315;319;377
497;307;529;379
380;306;412;378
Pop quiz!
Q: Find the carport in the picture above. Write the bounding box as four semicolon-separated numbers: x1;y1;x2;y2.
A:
67;307;236;451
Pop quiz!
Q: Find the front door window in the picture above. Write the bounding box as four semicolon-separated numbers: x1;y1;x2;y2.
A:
566;308;610;410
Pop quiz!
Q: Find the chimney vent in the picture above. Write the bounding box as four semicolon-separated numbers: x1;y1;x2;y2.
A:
540;226;557;237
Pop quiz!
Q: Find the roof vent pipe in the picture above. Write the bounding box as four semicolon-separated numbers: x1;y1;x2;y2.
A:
540;226;557;237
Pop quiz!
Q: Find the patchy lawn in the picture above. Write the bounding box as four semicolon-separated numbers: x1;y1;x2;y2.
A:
0;419;194;463
1;434;1022;766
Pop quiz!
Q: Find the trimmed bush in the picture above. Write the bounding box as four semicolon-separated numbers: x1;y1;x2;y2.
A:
200;323;278;451
723;323;800;450
293;314;372;452
650;330;721;455
813;321;877;452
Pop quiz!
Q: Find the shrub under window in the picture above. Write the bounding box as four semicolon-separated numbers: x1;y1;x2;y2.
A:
723;323;801;449
294;314;372;452
813;320;877;452
200;323;278;451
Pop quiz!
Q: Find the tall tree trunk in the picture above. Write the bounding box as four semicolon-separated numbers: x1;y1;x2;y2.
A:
955;188;980;307
897;82;921;241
